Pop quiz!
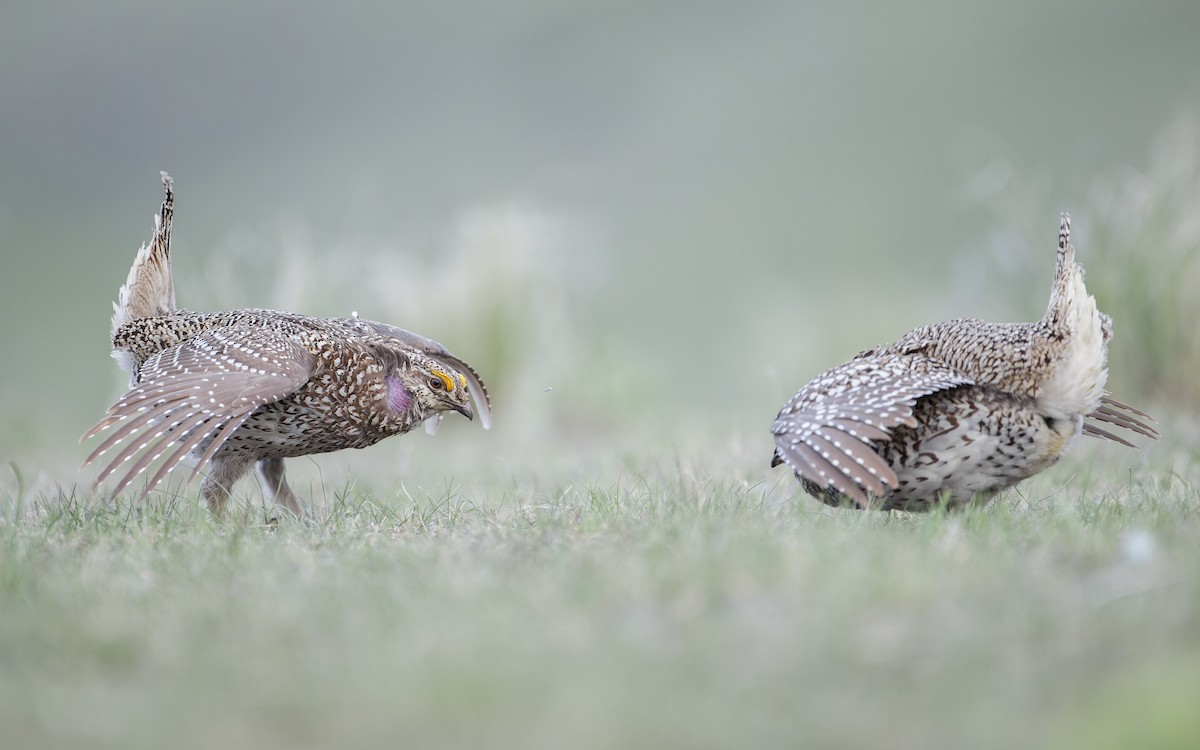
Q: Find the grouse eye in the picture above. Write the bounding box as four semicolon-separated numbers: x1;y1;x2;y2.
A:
428;376;445;391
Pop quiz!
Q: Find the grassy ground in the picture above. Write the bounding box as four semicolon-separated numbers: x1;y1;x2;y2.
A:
2;428;1196;750
4;117;1198;750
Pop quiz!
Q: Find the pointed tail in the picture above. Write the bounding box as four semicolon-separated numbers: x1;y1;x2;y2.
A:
1042;213;1076;328
1036;212;1110;419
111;172;176;339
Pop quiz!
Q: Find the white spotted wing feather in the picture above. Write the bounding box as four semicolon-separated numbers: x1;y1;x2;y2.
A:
82;326;316;498
771;354;972;505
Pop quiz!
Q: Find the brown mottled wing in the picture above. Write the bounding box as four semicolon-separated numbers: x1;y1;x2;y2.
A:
341;318;492;429
772;354;973;506
81;326;316;498
1081;394;1159;448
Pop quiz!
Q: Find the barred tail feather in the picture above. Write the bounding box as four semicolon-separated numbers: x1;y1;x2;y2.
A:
112;172;175;344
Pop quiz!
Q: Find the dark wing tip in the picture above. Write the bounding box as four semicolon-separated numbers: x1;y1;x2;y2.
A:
1089;396;1160;442
1082;422;1137;449
1099;394;1157;424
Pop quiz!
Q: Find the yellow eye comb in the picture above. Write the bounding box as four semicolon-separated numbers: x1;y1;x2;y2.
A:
430;369;456;392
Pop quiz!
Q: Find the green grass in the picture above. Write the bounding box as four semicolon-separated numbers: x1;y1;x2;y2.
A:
2;434;1197;750
6;114;1199;750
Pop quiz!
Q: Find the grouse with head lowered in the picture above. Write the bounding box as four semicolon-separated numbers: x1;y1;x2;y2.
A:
82;174;491;518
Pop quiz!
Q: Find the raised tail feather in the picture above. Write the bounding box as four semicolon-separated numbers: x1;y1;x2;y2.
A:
111;172;175;342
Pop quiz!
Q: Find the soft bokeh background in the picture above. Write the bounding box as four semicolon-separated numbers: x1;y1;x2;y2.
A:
2;1;1199;479
4;6;1200;750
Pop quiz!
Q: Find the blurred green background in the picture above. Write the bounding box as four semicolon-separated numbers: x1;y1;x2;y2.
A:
2;1;1199;480
4;7;1200;749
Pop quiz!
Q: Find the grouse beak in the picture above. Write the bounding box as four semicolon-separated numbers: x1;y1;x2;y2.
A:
452;401;474;421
